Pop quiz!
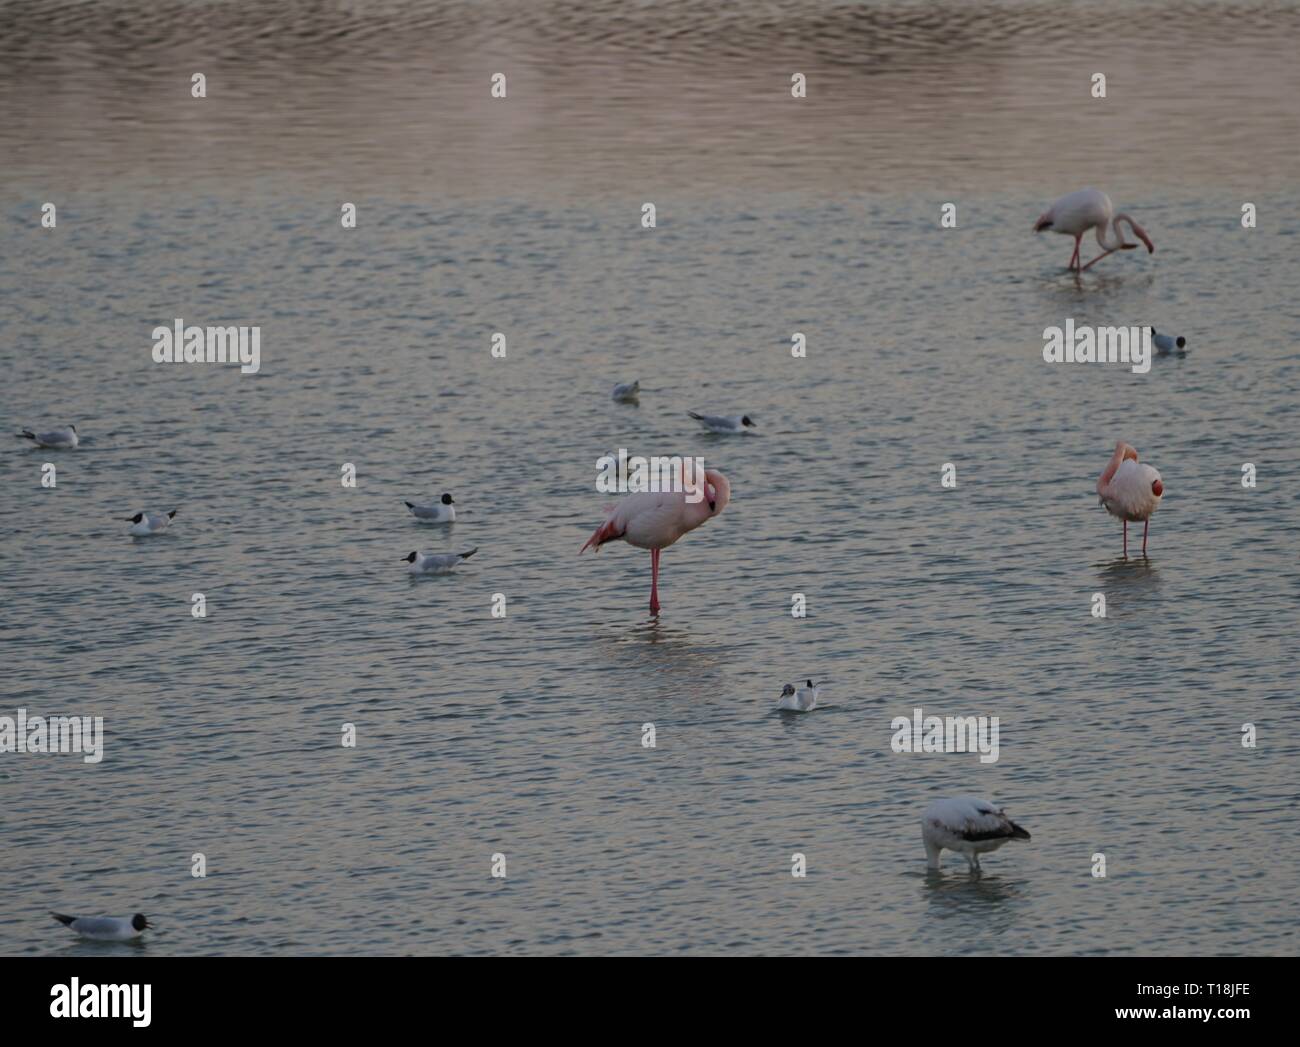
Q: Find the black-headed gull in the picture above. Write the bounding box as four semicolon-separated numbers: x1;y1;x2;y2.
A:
688;411;756;434
1097;441;1163;556
125;510;177;536
405;493;455;523
403;548;477;574
51;911;150;941
612;380;640;404
17;424;78;449
922;796;1030;872
1151;327;1187;355
776;679;820;712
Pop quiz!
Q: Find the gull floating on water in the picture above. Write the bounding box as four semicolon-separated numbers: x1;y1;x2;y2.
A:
16;424;78;449
1151;327;1188;355
612;380;640;404
688;411;756;434
404;548;477;574
125;510;177;536
405;493;455;523
777;679;820;712
51;912;150;941
1097;441;1163;556
922;796;1031;873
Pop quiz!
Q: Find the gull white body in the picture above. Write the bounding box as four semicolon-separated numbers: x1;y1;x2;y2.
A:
612;380;640;404
581;467;731;614
1034;188;1154;271
51;912;149;941
18;424;78;449
1151;328;1187;355
127;510;177;536
921;796;1031;872
777;680;820;712
405;494;455;523
688;411;756;435
1097;441;1163;555
405;548;476;575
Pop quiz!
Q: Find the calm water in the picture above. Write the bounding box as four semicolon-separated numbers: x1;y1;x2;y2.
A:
2;0;1299;956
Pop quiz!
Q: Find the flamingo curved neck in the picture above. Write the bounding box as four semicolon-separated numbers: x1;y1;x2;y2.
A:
1096;217;1125;250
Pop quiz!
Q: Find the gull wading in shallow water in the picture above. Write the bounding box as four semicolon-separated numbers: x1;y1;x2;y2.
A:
404;548;476;575
581;467;731;615
51;912;149;941
125;510;177;536
777;680;820;712
1033;188;1154;272
1096;441;1163;556
688;411;756;435
405;493;455;523
922;797;1030;873
16;424;78;449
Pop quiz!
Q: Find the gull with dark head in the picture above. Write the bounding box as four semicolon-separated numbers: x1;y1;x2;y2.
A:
51;911;150;941
688;411;756;435
405;493;456;523
125;510;177;536
17;424;78;449
404;548;476;575
776;680;820;712
1151;327;1188;355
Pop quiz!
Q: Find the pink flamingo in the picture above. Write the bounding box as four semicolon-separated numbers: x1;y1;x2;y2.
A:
1097;441;1164;556
581;468;731;614
1034;188;1154;271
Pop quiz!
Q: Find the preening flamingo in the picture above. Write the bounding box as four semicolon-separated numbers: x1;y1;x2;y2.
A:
1097;441;1163;556
580;468;731;614
1034;188;1154;271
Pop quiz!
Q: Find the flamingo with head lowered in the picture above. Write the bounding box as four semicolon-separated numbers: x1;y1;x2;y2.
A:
1097;441;1164;556
1034;188;1154;271
581;467;731;614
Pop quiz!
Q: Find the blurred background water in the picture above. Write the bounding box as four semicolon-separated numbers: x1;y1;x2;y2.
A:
2;0;1298;955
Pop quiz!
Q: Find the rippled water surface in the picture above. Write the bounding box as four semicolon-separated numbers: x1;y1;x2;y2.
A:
2;0;1299;955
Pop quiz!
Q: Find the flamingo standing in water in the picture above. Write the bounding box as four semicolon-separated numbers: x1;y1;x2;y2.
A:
1097;441;1164;556
1034;188;1155;271
581;468;731;614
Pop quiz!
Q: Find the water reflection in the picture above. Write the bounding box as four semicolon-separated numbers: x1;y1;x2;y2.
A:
2;1;1298;196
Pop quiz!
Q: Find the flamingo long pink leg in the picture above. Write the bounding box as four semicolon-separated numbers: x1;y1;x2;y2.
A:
649;548;661;614
1069;234;1081;270
1123;519;1128;558
1142;519;1149;555
1081;242;1137;272
1080;247;1120;271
